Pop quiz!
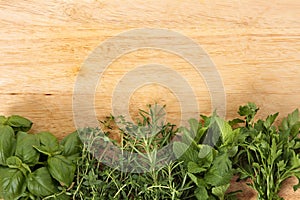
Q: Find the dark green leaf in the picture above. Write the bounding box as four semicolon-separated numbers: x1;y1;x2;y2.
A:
0;116;6;125
6;156;31;175
6;156;22;168
0;125;16;166
48;155;76;187
194;185;209;200
228;118;244;127
60;131;82;158
238;103;258;117
27;167;58;197
36;132;62;155
0;167;26;199
16;131;40;165
6;115;32;132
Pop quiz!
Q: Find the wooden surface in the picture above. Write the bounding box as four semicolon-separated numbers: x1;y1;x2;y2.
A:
0;1;299;199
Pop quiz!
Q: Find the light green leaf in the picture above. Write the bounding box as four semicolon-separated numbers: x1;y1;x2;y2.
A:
214;117;234;145
290;121;300;138
204;153;233;186
264;113;279;128
0;116;6;124
212;184;230;199
194;185;209;200
188;162;206;174
277;160;286;172
188;172;201;187
198;144;213;158
288;109;299;127
173;141;189;159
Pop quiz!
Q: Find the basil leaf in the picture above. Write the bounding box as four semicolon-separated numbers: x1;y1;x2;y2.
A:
36;132;62;155
6;115;32;132
60;131;82;158
6;156;22;168
6;156;31;175
0;125;16;166
15;131;40;165
27;167;58;197
0;167;26;199
0;116;6;125
48;155;76;187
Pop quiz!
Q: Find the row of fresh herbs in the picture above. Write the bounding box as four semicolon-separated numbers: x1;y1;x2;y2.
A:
0;116;82;199
0;103;299;200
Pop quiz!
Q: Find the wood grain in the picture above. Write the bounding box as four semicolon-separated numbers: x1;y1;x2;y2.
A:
0;0;299;198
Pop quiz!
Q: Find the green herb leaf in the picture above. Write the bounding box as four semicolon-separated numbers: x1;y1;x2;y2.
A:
212;184;230;199
27;167;58;197
188;162;206;174
6;115;32;132
0;167;26;199
6;156;31;175
60;131;82;159
173;141;198;163
15;131;40;165
194;185;209;200
0;116;7;125
0;125;16;166
35;132;62;155
48;155;76;187
204;153;233;187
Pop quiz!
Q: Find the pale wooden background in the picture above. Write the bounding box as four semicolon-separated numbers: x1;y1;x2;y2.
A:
0;1;299;199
